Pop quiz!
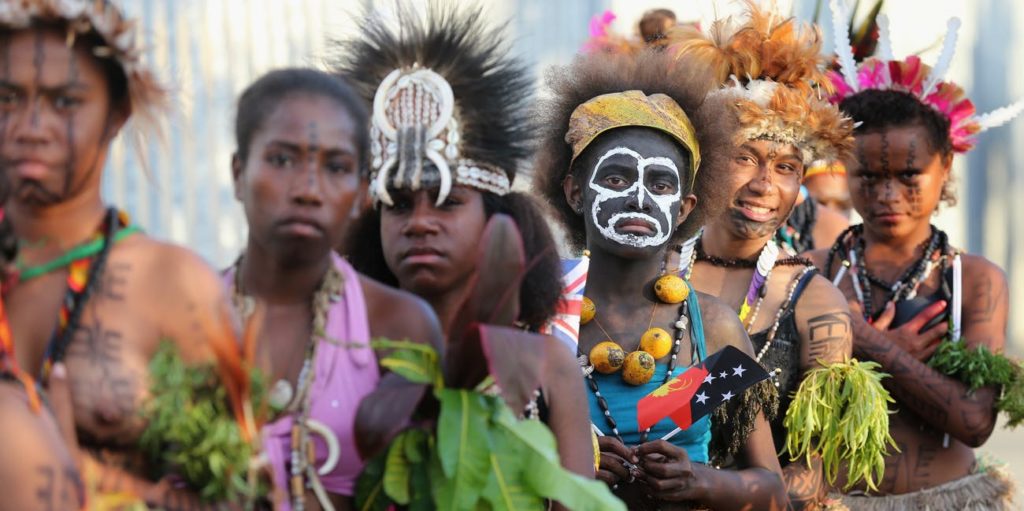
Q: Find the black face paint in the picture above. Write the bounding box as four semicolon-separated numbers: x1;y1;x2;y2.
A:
879;131;890;174
30;29;43;129
62;43;78;199
306;121;319;187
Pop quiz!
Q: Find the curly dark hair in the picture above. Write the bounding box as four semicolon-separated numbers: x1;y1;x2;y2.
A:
532;49;738;252
839;88;957;206
343;192;563;331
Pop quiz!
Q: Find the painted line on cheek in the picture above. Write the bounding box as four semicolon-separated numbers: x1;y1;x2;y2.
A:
63;46;78;199
30;29;43;129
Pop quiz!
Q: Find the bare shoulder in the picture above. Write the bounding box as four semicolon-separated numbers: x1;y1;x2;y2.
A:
798;273;849;313
694;291;755;356
542;333;579;378
359;274;443;350
113;235;229;360
0;386;80;510
960;253;1008;285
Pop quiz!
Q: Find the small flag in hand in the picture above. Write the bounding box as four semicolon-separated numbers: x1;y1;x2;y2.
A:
637;345;770;431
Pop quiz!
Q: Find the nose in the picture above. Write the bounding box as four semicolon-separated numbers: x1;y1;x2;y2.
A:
746;164;774;195
401;193;440;237
626;183;653;213
290;158;323;206
877;178;899;204
8;98;51;149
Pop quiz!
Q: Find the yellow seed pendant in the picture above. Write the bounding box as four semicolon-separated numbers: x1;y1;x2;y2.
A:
622;351;656;385
581;296;596;325
640;327;672;359
589;341;626;374
654;274;689;304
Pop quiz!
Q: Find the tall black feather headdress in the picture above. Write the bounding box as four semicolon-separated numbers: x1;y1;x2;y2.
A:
333;4;534;206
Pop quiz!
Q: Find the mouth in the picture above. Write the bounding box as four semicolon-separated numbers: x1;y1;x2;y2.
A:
277;216;325;238
401;246;445;265
9;159;54;181
871;211;905;224
614;217;657;236
735;200;777;223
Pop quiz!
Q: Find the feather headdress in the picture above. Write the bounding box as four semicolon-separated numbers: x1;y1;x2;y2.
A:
333;5;533;206
0;0;167;137
670;1;854;164
826;3;1023;153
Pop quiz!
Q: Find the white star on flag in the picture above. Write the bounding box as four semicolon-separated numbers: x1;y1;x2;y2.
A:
719;371;729;379
703;374;716;384
721;390;735;401
733;365;746;377
695;392;709;404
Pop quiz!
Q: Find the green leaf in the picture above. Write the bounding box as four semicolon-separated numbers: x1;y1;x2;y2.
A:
482;422;544;511
435;389;492;510
493;409;625;511
383;432;411;504
355;453;393;511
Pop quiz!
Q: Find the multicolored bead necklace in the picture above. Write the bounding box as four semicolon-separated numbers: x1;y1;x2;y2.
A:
37;208;135;380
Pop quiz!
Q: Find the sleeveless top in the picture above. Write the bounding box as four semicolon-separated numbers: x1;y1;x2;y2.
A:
223;253;378;502
586;289;712;463
748;269;816;459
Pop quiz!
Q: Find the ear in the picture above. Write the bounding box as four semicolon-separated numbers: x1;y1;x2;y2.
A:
562;173;584;215
231;153;244;201
676;193;698;227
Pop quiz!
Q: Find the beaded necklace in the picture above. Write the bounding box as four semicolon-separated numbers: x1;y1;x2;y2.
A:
582;297;692;445
231;255;344;511
38;208;133;380
827;224;948;320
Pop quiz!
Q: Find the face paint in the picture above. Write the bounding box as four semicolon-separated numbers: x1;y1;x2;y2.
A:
588;146;681;248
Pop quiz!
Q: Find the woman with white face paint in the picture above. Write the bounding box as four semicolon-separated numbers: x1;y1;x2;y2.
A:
671;5;896;509
534;50;787;510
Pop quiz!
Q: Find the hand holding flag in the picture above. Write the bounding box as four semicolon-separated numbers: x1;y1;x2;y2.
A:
637;345;771;441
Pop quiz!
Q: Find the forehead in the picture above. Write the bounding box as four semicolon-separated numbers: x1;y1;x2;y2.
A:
256;95;358;150
741;138;801;159
1;27;105;85
581;126;689;166
856;125;932;156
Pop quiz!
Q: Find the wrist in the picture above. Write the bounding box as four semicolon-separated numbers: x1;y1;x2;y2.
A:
687;463;711;502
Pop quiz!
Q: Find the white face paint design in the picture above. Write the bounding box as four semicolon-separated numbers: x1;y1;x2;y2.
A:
588;146;682;248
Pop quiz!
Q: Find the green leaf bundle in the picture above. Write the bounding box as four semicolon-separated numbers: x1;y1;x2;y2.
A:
928;340;1024;427
356;341;624;511
140;341;269;502
783;359;897;492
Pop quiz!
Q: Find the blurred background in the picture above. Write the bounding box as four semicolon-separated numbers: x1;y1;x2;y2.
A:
110;0;1023;479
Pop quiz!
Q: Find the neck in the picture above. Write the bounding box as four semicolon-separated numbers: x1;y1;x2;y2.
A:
240;240;331;304
418;281;472;339
9;190;106;258
862;221;934;264
701;220;771;261
585;245;665;303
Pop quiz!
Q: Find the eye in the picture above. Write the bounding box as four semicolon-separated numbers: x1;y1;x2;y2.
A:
735;154;757;165
649;180;675;194
325;159;355;175
0;90;17;109
603;175;627;187
53;95;81;110
383;196;412;213
777;162;799;174
898;171;918;181
266;152;295;168
440;195;464;209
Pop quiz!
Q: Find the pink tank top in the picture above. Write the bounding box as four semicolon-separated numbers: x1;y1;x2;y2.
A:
223;253;378;504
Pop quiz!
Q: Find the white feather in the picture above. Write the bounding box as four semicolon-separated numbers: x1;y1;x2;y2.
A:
921;18;961;98
975;99;1024;132
829;0;859;91
876;14;895;61
744;79;779;106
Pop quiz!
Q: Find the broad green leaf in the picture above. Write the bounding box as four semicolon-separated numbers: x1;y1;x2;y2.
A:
435;389;492;510
379;349;440;386
408;459;434;511
498;416;625;511
482;424;544;511
354;453;393;511
383;432;411;504
404;428;428;463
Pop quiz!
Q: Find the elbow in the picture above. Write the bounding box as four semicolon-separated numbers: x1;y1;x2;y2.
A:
961;417;997;448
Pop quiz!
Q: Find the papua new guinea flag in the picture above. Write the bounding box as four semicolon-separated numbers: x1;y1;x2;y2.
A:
637;345;770;431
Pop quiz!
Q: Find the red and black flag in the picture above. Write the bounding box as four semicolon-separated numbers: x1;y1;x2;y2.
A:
637;345;770;431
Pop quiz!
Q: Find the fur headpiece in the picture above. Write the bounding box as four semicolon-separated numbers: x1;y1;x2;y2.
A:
333;5;533;206
826;0;1023;153
669;1;854;164
0;0;167;135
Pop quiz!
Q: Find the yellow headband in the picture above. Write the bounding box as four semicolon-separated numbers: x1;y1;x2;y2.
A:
804;160;847;179
566;90;701;185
